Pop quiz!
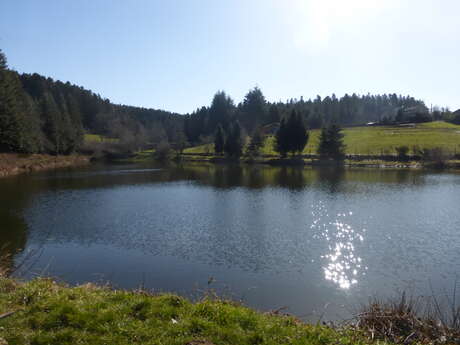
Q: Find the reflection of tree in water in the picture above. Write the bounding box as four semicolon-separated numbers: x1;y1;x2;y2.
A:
192;164;311;190
316;167;346;194
211;164;244;188
0;180;29;274
273;167;308;190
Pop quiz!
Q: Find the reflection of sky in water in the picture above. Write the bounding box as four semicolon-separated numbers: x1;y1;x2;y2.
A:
311;201;367;289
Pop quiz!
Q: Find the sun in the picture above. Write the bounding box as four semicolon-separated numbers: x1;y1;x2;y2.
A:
288;0;395;51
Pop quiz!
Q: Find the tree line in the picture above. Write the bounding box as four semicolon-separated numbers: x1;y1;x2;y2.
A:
1;48;457;156
0;49;185;154
184;87;452;147
214;108;345;160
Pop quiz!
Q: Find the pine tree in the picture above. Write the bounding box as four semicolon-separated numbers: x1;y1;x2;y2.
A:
224;121;242;158
40;93;62;154
232;121;243;157
275;110;309;157
291;111;309;155
207;91;234;135
247;127;264;157
214;125;225;155
267;105;280;123
19;93;44;152
0;51;42;152
317;123;346;160
275;118;288;158
240;87;267;134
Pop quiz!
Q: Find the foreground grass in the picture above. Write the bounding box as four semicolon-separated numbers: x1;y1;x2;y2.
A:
0;278;390;345
184;121;460;156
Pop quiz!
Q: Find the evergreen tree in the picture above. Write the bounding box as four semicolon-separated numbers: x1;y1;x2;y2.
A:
19;93;44;152
239;87;267;134
0;51;42;152
224;121;242;158
317;123;346;160
395;107;405;123
207;91;234;134
267;104;280;123
275;110;309;157
290;110;309;155
275;118;289;158
247;126;265;157
214;125;225;155
40;93;62;154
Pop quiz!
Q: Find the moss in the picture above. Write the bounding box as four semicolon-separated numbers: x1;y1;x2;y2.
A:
0;277;395;345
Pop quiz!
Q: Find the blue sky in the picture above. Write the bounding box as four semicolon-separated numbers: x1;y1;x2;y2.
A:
1;0;459;113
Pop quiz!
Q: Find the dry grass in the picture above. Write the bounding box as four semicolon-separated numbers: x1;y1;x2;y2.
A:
0;153;89;178
351;291;460;344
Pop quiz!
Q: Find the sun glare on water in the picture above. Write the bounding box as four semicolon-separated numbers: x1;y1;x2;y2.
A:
311;202;367;289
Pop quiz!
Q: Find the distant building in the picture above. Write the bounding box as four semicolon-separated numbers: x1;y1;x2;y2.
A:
398;123;416;128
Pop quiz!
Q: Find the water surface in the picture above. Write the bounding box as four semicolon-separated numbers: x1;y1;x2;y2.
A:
1;163;459;320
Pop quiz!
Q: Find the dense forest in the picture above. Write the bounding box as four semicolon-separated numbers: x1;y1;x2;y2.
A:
0;49;184;154
0;48;457;155
184;88;454;145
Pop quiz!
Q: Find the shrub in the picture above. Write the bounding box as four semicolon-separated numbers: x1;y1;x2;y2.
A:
153;141;171;161
395;146;409;161
420;147;451;168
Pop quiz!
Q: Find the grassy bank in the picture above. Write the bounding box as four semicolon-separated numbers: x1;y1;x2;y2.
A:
0;277;389;345
0;154;90;178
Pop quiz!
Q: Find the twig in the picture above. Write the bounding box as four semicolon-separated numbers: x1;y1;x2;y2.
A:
0;310;17;320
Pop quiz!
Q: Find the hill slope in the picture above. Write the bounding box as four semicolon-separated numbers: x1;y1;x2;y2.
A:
184;121;460;156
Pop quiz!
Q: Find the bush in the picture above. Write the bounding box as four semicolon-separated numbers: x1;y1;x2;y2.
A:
420;147;451;168
395;146;409;161
153;141;171;161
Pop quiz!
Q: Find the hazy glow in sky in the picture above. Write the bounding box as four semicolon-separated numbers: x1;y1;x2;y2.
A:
1;0;459;113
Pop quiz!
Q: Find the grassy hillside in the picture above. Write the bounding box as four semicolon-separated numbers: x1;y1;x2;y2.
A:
84;134;119;143
0;277;387;345
184;121;460;156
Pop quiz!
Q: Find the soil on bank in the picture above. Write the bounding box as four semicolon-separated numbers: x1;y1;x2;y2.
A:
0;153;90;178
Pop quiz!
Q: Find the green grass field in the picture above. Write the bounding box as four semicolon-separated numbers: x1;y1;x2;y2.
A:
84;134;119;143
0;277;391;345
184;121;460;156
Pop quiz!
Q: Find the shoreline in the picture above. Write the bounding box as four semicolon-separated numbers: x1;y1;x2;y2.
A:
0;153;90;178
2;150;459;180
163;153;460;171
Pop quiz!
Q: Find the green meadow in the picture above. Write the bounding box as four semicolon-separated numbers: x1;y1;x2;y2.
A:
184;121;460;156
84;134;119;143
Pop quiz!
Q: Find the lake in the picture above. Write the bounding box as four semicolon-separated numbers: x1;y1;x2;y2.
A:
1;162;459;321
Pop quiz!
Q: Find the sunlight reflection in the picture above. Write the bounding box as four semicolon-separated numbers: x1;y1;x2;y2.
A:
311;202;367;289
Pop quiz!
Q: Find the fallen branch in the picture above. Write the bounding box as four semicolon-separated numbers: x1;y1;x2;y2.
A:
0;310;16;319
